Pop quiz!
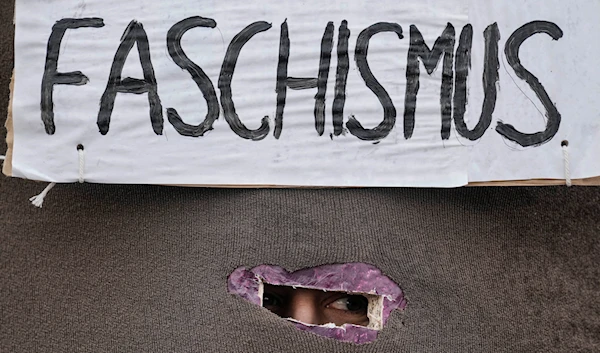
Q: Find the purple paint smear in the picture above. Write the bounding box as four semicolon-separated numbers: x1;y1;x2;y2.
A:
227;263;406;344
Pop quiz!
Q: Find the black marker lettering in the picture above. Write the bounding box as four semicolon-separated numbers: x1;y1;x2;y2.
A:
332;20;350;137
219;22;272;141
348;22;403;141
453;23;500;141
314;23;335;137
275;20;290;139
404;23;455;140
97;21;163;135
166;17;219;137
497;21;563;147
41;18;105;135
275;20;334;138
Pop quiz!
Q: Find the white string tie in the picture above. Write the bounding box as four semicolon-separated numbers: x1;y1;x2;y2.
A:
78;144;85;184
29;145;85;208
29;182;57;208
562;141;572;187
0;155;5;161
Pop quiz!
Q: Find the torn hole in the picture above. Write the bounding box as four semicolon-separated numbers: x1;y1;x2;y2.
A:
228;263;406;344
260;283;384;330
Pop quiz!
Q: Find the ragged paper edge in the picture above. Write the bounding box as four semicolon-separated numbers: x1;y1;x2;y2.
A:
2;70;14;177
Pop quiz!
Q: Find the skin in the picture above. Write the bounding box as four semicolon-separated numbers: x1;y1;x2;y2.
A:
262;284;370;327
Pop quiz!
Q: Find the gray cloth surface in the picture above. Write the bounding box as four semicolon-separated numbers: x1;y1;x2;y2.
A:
1;1;599;352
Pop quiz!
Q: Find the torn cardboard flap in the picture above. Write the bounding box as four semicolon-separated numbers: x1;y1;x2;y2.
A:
3;71;14;177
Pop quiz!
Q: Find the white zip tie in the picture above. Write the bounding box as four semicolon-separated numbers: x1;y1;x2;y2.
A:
562;140;572;187
0;155;5;161
30;182;57;208
78;144;85;184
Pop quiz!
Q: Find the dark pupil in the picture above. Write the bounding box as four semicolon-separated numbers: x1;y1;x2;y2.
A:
345;295;369;312
263;293;280;307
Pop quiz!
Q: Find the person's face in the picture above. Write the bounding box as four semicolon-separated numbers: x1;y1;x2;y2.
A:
262;284;370;327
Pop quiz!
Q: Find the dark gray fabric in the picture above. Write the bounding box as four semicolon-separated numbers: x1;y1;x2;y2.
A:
1;2;599;352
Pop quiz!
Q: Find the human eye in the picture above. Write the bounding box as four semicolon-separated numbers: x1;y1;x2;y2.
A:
262;292;284;309
327;295;369;314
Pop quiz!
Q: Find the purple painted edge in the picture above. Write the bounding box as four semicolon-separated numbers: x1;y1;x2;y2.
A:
227;263;407;344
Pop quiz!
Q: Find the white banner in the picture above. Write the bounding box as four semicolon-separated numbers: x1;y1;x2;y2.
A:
5;0;600;186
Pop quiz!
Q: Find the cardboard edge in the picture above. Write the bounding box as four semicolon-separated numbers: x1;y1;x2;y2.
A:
2;70;14;177
168;177;600;188
468;176;600;187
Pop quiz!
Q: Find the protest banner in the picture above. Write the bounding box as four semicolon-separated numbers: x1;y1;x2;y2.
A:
4;0;599;186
